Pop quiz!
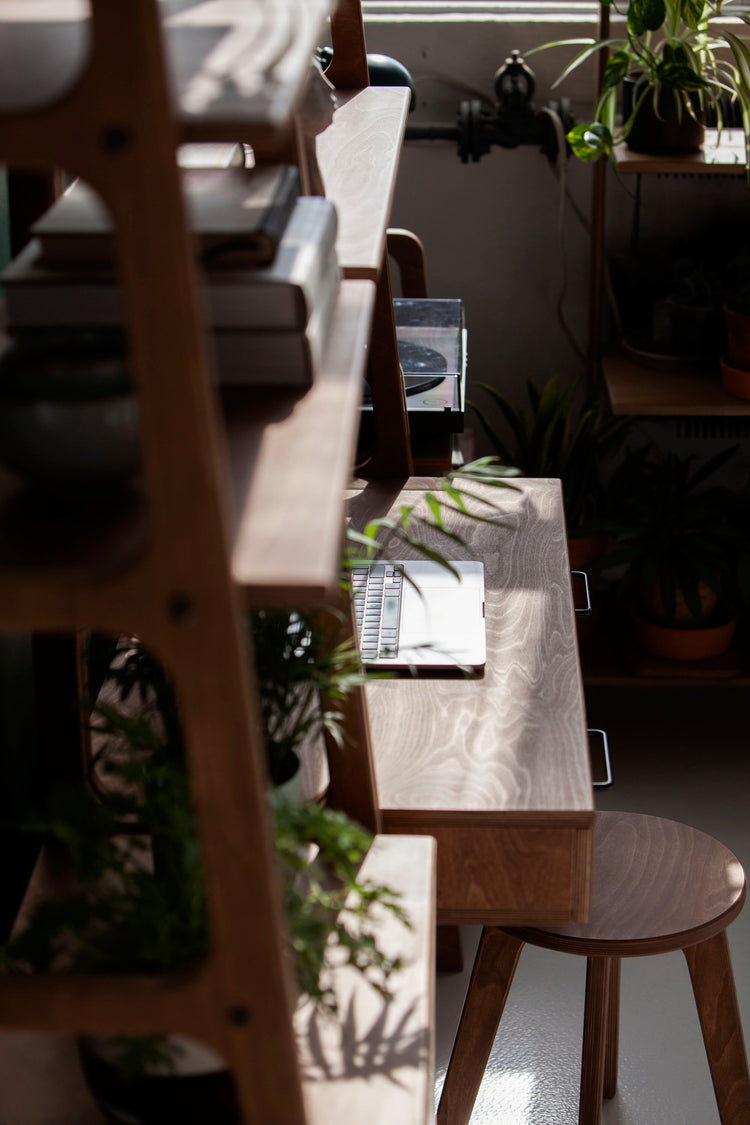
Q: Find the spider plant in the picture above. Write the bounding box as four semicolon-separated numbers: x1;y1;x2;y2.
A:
534;0;750;163
470;377;630;538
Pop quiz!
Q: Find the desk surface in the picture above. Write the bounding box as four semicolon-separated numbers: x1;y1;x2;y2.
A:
347;477;595;926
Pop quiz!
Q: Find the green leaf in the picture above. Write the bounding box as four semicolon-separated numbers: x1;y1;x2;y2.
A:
656;59;706;89
628;0;666;35
567;122;613;162
724;31;750;105
545;38;627;90
601;49;632;90
680;0;706;28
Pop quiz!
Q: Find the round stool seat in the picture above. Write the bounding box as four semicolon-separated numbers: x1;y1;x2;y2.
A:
438;811;750;1125
509;811;746;957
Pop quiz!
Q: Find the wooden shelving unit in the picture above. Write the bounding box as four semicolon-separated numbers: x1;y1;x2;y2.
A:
587;62;750;683
612;127;747;176
317;86;410;281
579;613;750;687
602;347;750;416
225;279;376;604
0;1;435;1121
600;132;750;419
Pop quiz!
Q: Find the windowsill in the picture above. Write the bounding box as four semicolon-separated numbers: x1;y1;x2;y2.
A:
363;1;601;18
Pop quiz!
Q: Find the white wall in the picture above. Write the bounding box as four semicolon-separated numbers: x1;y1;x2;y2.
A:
363;3;750;456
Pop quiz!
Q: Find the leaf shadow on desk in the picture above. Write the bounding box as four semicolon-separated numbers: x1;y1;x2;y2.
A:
298;995;429;1086
347;477;567;594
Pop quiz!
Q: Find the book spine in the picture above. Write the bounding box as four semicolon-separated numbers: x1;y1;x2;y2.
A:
211;266;341;387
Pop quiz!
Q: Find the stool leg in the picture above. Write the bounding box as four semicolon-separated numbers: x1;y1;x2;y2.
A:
579;956;611;1125
603;957;620;1099
684;930;750;1125
437;928;524;1125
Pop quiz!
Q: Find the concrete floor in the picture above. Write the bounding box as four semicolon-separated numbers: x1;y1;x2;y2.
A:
434;685;750;1125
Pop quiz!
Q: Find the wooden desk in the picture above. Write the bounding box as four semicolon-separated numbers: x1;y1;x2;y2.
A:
347;478;595;927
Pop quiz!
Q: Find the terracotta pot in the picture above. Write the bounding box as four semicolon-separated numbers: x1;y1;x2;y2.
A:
631;612;737;661
622;77;704;155
641;580;719;627
720;354;750;401
567;533;608;571
724;305;750;366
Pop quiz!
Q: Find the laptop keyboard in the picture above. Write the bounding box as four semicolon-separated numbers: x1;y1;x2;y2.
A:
351;564;404;660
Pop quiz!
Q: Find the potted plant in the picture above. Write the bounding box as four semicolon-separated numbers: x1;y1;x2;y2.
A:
470;376;630;568
597;446;746;659
535;0;750;163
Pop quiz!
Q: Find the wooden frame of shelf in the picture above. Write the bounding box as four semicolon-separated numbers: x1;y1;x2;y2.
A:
600;131;749;416
0;2;435;1122
613;128;747;176
602;347;750;416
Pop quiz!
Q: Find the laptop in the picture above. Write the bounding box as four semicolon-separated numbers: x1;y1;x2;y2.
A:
351;560;486;670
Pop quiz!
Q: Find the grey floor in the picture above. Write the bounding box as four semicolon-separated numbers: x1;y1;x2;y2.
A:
434;685;750;1125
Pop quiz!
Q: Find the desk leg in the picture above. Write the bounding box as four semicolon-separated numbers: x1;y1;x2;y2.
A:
437;927;524;1125
436;924;464;973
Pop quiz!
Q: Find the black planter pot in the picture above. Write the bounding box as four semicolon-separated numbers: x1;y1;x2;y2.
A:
622;76;705;155
78;1036;240;1125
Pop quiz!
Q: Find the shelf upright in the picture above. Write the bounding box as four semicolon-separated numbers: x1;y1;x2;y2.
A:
0;2;318;1122
0;2;437;1121
322;2;413;477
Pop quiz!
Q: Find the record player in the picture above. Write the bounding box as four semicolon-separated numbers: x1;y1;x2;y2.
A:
361;298;466;440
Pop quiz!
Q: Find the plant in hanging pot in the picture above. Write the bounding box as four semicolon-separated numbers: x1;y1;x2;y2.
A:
534;0;750;163
597;446;746;660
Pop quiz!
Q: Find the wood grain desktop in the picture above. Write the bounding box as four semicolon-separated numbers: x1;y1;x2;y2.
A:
347;478;595;927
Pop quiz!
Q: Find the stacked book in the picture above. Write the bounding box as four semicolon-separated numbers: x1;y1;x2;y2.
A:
0;144;340;389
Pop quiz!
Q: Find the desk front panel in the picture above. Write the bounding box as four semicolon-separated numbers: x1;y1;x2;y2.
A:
382;817;593;925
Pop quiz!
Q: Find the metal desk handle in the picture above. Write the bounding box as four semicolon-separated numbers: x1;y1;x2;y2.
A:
588;728;613;788
572;570;592;615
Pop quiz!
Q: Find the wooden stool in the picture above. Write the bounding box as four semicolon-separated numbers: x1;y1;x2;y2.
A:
438;811;750;1125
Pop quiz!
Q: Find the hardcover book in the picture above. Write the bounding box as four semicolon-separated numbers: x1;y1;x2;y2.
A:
31;162;301;267
210;261;340;388
2;196;339;333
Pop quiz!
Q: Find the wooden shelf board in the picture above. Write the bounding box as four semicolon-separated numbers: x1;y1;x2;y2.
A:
0;282;373;608
0;1;332;137
227;279;376;605
581;628;750;688
298;834;436;1125
316;87;410;280
603;348;750;415
613;128;747;176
